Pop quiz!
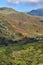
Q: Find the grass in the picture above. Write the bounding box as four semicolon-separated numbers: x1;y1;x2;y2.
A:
0;42;43;65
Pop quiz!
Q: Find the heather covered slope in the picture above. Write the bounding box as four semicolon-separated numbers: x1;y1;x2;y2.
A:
0;7;43;39
0;14;24;40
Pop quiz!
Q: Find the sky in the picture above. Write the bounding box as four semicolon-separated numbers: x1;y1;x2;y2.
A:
0;0;43;12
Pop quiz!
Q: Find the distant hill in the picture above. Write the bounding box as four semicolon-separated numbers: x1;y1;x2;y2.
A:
27;8;43;16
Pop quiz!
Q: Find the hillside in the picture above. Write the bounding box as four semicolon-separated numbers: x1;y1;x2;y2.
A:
28;8;43;16
0;7;43;45
0;7;43;37
0;42;43;65
0;7;43;65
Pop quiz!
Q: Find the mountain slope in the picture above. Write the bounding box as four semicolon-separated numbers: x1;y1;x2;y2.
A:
28;8;43;16
0;7;43;40
0;7;43;65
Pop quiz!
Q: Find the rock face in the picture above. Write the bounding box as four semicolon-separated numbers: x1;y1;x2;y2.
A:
28;9;43;16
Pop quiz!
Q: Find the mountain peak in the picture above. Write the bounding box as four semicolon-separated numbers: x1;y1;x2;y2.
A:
37;8;43;10
0;7;14;10
0;7;17;14
27;8;43;16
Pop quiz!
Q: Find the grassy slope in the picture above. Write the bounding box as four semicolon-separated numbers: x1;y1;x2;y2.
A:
0;42;43;65
0;8;43;38
0;13;24;41
7;12;43;37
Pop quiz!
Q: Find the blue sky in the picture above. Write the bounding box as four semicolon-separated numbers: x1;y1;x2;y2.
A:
0;0;43;12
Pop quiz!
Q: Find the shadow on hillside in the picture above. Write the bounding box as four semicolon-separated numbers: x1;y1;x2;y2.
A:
0;37;39;46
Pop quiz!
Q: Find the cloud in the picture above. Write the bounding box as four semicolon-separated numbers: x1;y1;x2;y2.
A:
7;0;43;6
7;0;20;4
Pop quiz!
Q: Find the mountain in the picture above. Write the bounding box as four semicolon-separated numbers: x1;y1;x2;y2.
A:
28;8;43;16
0;7;43;65
0;7;43;45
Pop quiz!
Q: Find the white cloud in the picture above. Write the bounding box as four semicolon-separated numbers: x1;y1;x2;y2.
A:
7;0;20;4
29;0;39;2
7;0;43;6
